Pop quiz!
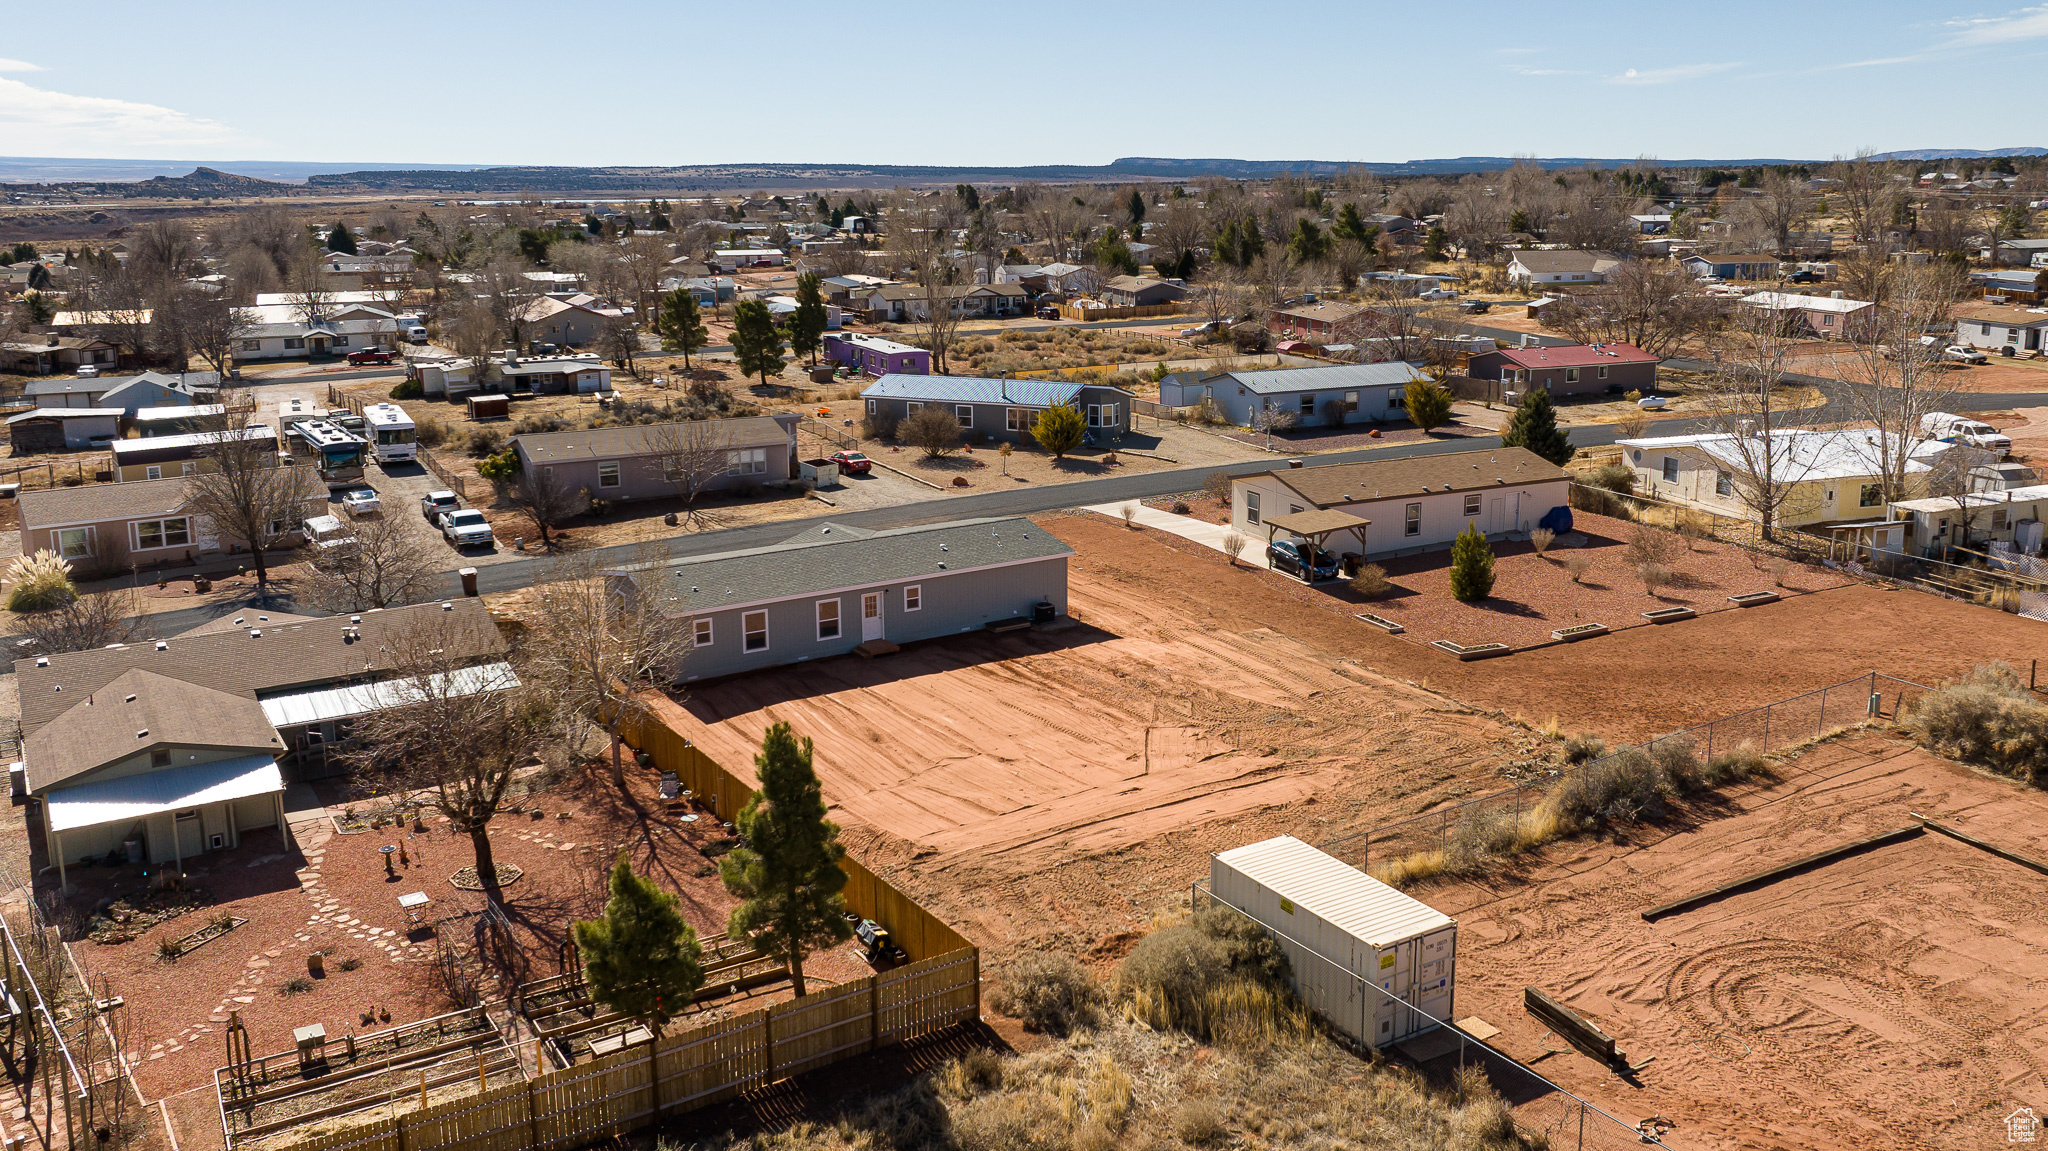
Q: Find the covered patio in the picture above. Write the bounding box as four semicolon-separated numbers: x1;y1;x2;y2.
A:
1262;508;1371;581
45;753;287;889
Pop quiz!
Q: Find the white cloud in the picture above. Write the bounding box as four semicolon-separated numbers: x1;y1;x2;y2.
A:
1611;62;1740;85
0;57;44;72
0;74;250;154
1945;5;2048;46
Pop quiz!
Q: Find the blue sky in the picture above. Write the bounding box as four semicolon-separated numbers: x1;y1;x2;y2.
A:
3;0;2045;167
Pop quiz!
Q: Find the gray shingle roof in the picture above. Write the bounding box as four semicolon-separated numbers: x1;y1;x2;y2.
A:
18;466;321;530
27;668;283;792
863;375;1131;406
617;517;1072;614
1265;446;1566;507
515;416;789;464
1224;361;1430;395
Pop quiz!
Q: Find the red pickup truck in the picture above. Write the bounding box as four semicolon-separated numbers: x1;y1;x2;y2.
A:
346;349;396;366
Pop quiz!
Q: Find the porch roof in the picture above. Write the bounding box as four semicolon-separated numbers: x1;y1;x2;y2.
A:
46;754;283;834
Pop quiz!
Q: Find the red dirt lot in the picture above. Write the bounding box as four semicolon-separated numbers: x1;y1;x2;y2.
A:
1418;734;2048;1151
1058;513;2048;743
1362;511;1851;649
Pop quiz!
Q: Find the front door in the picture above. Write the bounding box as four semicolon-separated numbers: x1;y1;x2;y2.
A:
1487;497;1506;534
861;592;884;641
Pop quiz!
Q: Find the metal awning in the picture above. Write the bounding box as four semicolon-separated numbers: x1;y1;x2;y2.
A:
1265;510;1370;537
258;662;518;729
46;754;283;833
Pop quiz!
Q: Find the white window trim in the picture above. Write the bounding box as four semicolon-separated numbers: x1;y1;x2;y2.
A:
1405;502;1421;537
1245;490;1261;525
693;618;714;647
742;610;770;653
954;404;973;427
145;465;163;480
816;598;842;641
133;516;191;551
56;527;93;558
903;584;921;611
1463;495;1480;516
597;461;622;488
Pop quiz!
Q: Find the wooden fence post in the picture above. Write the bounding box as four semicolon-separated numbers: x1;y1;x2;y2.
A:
869;977;882;1052
524;1078;543;1151
647;1031;661;1121
761;1010;774;1084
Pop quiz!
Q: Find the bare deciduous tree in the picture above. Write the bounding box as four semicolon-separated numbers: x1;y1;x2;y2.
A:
1542;260;1715;358
20;589;148;655
896;212;966;374
1690;306;1821;541
185;396;318;585
302;515;442;612
512;461;586;547
523;549;694;789
162;286;254;377
342;625;548;906
1827;270;1959;506
643;418;728;527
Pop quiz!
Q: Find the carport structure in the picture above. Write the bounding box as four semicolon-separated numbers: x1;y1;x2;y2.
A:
1262;509;1369;582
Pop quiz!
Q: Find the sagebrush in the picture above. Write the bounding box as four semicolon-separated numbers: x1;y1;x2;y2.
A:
1912;662;2048;784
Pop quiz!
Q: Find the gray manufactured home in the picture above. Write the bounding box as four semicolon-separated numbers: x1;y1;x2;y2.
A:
1160;361;1431;428
861;375;1133;443
611;517;1072;681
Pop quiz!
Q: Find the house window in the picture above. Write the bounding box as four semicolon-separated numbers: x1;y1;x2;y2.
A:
1993;508;2010;530
1388;388;1405;408
1343;391;1359;412
1597;366;1608;379
1299;394;1315;415
1717;470;1735;496
1290;504;1304;515
955;404;973;427
905;401;922;412
816;598;841;640
1405;503;1421;537
1661;457;1679;483
1565;368;1579;383
742;610;769;653
693;618;713;647
241;340;261;352
1463;494;1480;516
136;518;190;550
1859;482;1883;507
1245;491;1261;525
146;465;163;480
726;448;767;475
598;461;621;488
334;335;349;346
904;584;921;611
181;462;195;476
284;338;305;350
866;399;876;415
1007;407;1038;431
56;528;91;558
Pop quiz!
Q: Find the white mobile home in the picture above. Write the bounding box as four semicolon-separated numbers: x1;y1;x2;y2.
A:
1209;836;1456;1048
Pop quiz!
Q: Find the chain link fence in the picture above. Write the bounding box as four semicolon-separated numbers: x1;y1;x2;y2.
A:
1192;884;1675;1151
1321;672;1931;876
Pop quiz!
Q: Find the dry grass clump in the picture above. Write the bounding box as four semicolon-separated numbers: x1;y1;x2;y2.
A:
1113;907;1306;1047
1913;661;2048;783
990;952;1104;1036
1348;563;1392;598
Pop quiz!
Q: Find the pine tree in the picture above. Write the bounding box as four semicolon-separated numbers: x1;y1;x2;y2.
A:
1423;225;1448;261
1500;387;1574;465
720;723;854;997
655;290;710;369
1449;522;1496;602
790;273;828;366
1126;189;1146;225
326;222;356;254
955;183;980;212
729;299;785;387
574;854;706;1037
1332;203;1370;245
1029;401;1087;458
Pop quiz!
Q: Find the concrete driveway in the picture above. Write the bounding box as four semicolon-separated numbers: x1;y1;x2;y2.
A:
1080;501;1272;570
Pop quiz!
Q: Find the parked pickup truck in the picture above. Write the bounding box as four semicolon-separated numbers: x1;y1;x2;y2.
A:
346;349;396;366
437;508;494;547
1920;411;2012;456
421;490;460;522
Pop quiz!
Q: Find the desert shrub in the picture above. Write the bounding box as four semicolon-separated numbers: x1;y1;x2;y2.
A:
1612;410;1651;439
6;550;76;612
1591;461;1637;494
1119;503;1138;528
1647;735;1703;794
1202;470;1233;504
1450;1065;1517;1145
1702;746;1771;788
389;378;423;400
936;1048;1004;1099
156;937;181;963
279;976;314;996
1766;556;1792;586
861;411;899;440
413;416;448;448
1549;747;1664;827
1530;527;1554;556
1169;500;1191;515
1562;733;1606;764
1564;554;1593;583
1114;908;1299;1043
1912;662;2048;783
990;953;1103;1036
953;1091;1066;1151
1636;562;1672;596
1173;1099;1227;1145
1221;531;1247;564
463;426;505;457
513;413;570;436
1348;563;1392;598
1624;524;1684;567
1447;804;1525;864
336;955;363;972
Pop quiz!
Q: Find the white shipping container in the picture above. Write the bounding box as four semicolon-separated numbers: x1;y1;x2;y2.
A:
1210;835;1456;1048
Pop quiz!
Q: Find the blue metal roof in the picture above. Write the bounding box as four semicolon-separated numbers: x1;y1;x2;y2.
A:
862;374;1085;407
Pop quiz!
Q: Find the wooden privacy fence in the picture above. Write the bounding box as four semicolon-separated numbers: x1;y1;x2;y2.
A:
279;950;980;1151
1058;302;1185;322
620;711;971;962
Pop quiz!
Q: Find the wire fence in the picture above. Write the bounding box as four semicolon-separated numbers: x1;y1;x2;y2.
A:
1321;671;1931;876
1191;883;1674;1151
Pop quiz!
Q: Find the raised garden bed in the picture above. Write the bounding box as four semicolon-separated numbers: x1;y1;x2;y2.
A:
1728;591;1781;607
332;804;429;835
1641;606;1697;623
1550;622;1609;642
87;889;214;944
161;914;247;961
1355;612;1405;634
1430;639;1512;661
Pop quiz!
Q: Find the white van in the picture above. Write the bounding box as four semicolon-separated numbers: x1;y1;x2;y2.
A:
406;326;429;345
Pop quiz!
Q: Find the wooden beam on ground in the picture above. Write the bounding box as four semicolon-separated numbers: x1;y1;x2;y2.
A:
1912;813;2048;877
1640;825;1924;922
1523;986;1622;1066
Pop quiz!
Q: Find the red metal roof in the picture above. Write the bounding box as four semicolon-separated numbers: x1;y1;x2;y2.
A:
1491;342;1659;369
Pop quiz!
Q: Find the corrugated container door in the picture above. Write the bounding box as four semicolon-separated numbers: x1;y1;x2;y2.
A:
1380;939;1416;1042
1416;928;1456;1023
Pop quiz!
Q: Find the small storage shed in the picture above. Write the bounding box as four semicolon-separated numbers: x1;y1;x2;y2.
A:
467;394;510;421
1209;835;1456;1048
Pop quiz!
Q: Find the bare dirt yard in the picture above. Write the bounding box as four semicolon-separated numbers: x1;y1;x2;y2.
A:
1415;733;2048;1151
